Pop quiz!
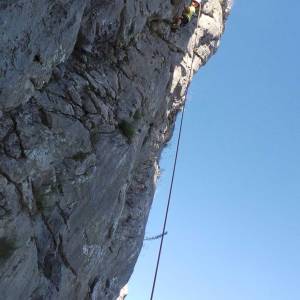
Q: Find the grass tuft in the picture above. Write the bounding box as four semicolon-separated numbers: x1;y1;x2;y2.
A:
0;237;16;261
118;120;135;142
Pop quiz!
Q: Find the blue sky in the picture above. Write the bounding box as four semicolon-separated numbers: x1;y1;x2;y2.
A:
128;1;300;299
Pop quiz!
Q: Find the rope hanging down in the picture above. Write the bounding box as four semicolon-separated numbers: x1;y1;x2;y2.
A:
149;102;187;300
149;11;200;300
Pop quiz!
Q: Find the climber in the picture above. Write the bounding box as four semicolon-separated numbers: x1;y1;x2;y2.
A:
171;0;203;31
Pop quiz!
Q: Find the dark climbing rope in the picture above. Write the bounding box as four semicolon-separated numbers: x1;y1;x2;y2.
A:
149;102;187;300
149;11;201;300
144;232;168;241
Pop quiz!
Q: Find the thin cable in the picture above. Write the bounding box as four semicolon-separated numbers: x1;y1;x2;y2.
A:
149;11;200;300
149;102;187;300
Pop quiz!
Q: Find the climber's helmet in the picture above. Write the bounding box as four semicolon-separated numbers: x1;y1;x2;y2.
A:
192;0;201;7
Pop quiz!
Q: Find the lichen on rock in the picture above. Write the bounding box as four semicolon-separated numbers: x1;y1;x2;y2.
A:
0;0;231;299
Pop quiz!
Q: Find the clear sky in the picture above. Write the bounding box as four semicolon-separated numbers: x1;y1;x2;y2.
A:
128;1;300;299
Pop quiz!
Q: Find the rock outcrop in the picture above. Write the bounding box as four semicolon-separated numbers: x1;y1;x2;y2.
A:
116;285;128;300
0;0;231;299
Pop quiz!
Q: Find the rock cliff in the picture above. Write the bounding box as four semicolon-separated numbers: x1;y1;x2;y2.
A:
0;0;231;299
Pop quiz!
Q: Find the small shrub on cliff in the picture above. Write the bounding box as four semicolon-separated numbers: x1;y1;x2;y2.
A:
0;237;16;262
0;192;11;220
35;194;55;214
118;120;135;142
36;196;45;212
133;110;143;121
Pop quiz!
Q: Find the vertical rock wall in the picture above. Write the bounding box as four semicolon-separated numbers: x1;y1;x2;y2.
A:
0;0;232;299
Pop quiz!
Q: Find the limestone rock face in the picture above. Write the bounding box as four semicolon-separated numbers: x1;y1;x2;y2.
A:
0;1;231;299
116;285;128;300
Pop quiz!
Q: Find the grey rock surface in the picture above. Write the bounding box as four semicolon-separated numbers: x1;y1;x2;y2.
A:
0;0;231;299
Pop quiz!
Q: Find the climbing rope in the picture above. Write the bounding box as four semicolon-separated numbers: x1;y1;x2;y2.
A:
149;101;187;300
144;232;168;241
149;11;201;300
